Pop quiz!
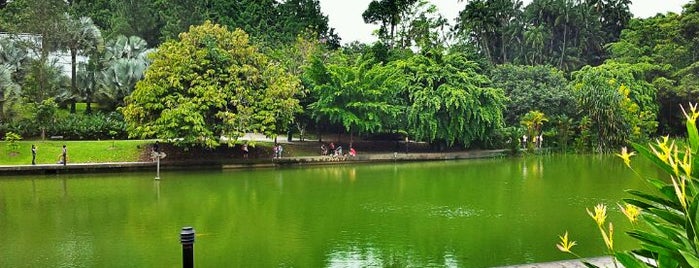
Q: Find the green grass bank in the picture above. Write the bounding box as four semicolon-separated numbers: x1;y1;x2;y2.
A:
1;140;151;165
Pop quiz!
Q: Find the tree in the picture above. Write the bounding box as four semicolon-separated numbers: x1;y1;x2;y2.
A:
520;110;547;149
33;97;58;140
121;21;301;149
306;53;407;144
22;58;68;105
455;0;523;64
0;38;28;122
570;62;658;151
1;0;67;98
362;0;418;47
399;50;506;148
394;0;449;51
269;32;328;141
490;64;573;126
606;4;699;135
58;14;103;113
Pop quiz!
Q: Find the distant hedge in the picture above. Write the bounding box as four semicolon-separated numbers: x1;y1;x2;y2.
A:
1;112;127;140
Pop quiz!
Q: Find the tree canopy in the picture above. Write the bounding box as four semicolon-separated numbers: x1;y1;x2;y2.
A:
399;51;507;147
121;21;301;148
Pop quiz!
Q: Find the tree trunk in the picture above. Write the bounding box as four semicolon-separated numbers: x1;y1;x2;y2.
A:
70;48;77;113
86;69;93;114
559;20;568;70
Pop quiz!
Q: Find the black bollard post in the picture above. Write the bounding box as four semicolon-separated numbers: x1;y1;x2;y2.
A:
180;227;195;268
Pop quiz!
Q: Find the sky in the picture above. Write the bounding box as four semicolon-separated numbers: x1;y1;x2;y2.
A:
319;0;689;44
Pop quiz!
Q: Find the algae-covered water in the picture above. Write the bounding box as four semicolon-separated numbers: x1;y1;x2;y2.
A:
0;155;655;267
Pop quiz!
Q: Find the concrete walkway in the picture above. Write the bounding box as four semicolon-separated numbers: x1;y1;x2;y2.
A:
495;257;618;268
0;150;508;176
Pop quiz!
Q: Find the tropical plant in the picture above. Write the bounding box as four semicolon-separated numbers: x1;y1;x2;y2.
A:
80;35;153;111
57;14;103;113
121;21;301;149
0;64;20;121
570;62;658;151
520;110;547;150
22;58;69;105
556;104;699;267
398;50;506;148
33;97;58;140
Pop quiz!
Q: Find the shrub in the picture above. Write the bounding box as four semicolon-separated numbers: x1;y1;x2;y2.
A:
3;112;127;140
4;131;22;153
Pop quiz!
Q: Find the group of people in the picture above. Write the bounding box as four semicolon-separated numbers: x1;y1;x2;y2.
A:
521;134;544;149
320;142;356;158
273;143;283;158
29;144;67;165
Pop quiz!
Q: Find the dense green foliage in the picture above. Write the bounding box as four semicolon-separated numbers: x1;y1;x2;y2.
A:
0;0;698;153
491;64;573;125
400;51;506;147
121;22;301;148
63;0;339;48
2;111;127;140
571;62;658;150
306;54;406;137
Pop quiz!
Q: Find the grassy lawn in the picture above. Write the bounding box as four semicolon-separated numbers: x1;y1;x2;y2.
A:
0;140;152;165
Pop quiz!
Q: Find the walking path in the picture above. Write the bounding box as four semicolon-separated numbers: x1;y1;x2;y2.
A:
0;150;508;176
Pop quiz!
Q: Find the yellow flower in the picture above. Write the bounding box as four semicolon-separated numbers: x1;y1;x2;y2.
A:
556;231;577;253
615;147;635;168
680;147;692;177
587;204;607;227
618;203;640;223
671;175;688;209
651;136;673;165
681;103;699;123
669;147;680;177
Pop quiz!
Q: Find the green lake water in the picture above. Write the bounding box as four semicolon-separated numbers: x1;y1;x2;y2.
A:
0;155;657;267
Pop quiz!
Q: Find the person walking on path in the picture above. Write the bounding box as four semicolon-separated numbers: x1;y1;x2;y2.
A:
31;145;36;165
61;145;67;166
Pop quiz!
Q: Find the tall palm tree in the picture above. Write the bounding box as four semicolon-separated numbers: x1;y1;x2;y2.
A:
60;14;103;113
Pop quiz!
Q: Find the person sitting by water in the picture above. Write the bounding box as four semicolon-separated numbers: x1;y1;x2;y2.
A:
349;147;356;157
335;145;342;157
320;144;328;156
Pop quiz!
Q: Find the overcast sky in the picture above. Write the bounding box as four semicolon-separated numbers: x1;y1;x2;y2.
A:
319;0;689;44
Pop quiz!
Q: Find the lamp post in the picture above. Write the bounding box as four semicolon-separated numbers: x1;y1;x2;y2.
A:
180;226;195;268
153;151;166;180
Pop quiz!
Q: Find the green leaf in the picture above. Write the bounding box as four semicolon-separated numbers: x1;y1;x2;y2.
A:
687;120;699;153
631;142;674;176
680;250;699;267
614;252;651;268
627;190;681;210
